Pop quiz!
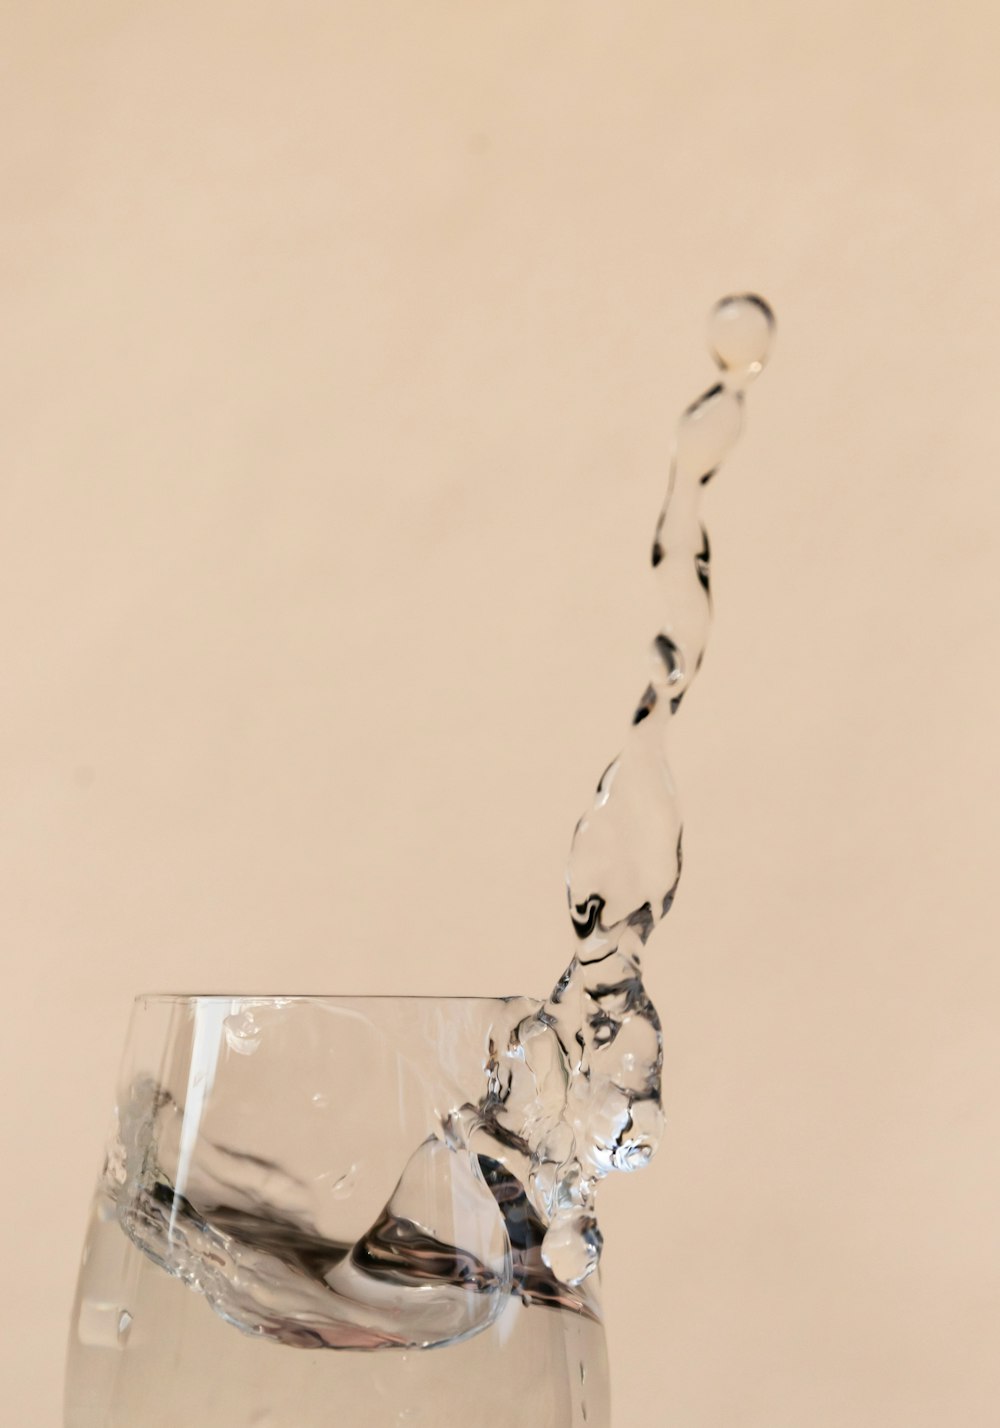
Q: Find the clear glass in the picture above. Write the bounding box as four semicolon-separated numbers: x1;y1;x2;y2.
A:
65;994;610;1427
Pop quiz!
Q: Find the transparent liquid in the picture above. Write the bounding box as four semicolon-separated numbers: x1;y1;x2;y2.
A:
67;1191;608;1428
488;294;776;1281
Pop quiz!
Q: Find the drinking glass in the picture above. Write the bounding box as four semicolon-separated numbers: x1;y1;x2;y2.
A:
65;994;610;1427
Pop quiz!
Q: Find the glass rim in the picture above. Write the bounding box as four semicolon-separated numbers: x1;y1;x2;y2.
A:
134;991;526;1005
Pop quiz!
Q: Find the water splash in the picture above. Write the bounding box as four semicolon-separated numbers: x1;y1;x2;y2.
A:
99;296;775;1347
478;294;775;1282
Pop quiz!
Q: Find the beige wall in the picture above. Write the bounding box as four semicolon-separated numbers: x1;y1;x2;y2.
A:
3;3;999;1424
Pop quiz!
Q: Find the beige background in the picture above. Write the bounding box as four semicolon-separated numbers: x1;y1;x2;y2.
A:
2;3;999;1425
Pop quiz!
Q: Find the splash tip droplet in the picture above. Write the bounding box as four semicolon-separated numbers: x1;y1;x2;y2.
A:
707;293;775;382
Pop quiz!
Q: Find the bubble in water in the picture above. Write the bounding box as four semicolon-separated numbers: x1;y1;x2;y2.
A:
77;1299;130;1349
318;1162;359;1200
332;1167;358;1199
224;1005;261;1055
707;293;775;386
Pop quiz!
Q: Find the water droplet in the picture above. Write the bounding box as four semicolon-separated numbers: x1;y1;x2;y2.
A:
117;1309;133;1343
707;293;775;385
